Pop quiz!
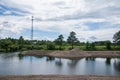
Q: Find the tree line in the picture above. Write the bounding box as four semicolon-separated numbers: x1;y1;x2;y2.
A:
0;30;120;52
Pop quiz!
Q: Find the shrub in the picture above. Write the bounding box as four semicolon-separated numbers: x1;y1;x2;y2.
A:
106;41;111;50
47;43;56;50
9;45;19;52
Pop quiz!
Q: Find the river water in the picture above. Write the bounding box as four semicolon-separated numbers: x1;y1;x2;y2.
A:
0;52;120;75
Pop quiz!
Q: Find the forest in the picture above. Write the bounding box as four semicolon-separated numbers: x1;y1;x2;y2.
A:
0;30;120;52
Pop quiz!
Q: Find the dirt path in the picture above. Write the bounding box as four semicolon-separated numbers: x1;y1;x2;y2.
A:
0;75;120;80
23;48;120;59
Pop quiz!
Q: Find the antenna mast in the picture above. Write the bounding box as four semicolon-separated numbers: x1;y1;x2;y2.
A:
31;16;34;40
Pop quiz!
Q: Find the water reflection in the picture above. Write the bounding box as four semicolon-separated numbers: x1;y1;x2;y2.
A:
0;52;120;75
0;52;17;59
67;60;79;68
106;58;111;65
18;54;24;60
114;59;120;71
55;58;62;66
86;57;95;61
46;56;55;61
35;56;44;58
0;52;18;62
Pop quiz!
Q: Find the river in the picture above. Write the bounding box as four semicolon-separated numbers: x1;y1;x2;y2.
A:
0;52;120;75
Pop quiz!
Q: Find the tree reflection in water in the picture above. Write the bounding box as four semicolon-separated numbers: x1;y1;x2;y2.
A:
55;58;62;66
46;56;55;61
67;60;79;68
86;57;95;61
106;58;111;65
18;54;24;60
114;59;120;71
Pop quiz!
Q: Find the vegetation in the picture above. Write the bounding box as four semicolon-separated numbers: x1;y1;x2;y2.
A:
18;36;24;50
105;40;111;50
46;42;56;50
0;31;120;52
113;30;120;45
54;34;64;50
67;31;78;49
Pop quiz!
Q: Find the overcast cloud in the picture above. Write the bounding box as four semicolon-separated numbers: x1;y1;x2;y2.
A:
0;0;120;42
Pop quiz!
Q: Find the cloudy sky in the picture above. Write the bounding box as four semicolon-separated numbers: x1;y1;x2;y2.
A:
0;0;120;42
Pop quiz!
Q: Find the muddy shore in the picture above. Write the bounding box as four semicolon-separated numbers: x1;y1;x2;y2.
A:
22;48;120;59
0;75;120;80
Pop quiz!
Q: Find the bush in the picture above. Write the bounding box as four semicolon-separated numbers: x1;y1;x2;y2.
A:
24;45;32;50
86;41;90;50
47;43;56;50
39;46;44;50
9;45;19;52
90;43;96;50
58;47;64;50
96;46;106;51
112;46;120;50
106;41;111;50
85;42;96;51
68;47;73;50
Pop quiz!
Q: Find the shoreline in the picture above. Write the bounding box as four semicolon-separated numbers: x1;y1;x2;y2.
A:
0;75;120;80
22;48;120;59
1;49;119;80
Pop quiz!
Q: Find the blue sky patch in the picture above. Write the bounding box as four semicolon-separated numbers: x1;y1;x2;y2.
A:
85;22;109;31
0;4;30;16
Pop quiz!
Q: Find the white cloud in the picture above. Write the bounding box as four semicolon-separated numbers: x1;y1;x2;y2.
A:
3;11;12;15
0;0;120;41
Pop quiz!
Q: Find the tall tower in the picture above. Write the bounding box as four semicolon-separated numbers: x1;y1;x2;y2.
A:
31;16;34;40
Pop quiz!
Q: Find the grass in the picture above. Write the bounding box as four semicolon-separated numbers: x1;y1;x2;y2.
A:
62;45;120;51
1;45;120;53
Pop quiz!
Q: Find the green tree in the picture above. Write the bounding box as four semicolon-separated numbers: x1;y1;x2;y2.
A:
46;42;55;50
18;36;24;50
54;34;64;50
113;30;120;45
86;41;90;50
67;31;78;49
105;40;111;50
0;39;12;52
90;42;96;50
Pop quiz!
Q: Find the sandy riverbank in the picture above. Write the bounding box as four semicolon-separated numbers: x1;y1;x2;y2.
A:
8;49;120;80
22;48;120;59
0;75;120;80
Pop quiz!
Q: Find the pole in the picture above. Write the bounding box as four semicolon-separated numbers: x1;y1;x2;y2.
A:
31;16;34;50
31;16;33;40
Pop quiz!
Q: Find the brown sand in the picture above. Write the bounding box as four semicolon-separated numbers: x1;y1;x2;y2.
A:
0;75;120;80
23;48;120;59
